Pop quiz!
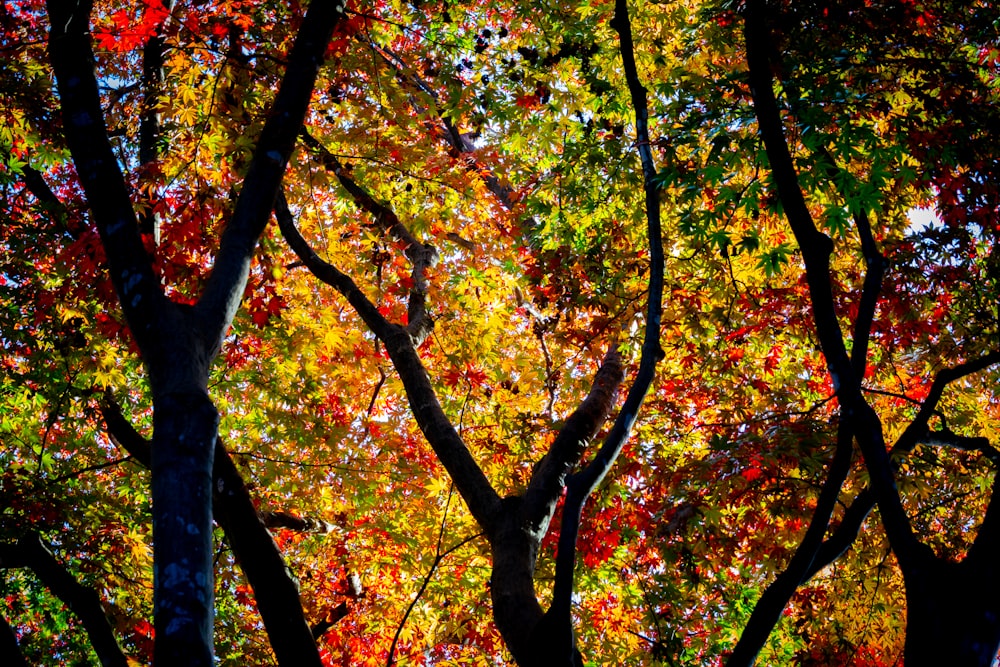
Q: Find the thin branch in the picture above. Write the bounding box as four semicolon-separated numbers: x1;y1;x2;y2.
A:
386;484;482;666
231;450;410;478
862;386;925;406
385;531;483;666
299;131;439;343
367;366;388;419
361;34;517;209
277;194;503;533
727;421;852;667
545;0;666;634
574;0;665;499
45;457;133;485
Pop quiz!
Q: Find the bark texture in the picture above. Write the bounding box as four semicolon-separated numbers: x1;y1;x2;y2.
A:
103;398;324;667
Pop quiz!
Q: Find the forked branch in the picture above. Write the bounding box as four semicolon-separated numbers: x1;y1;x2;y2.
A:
276;193;503;532
299;132;439;343
743;0;922;565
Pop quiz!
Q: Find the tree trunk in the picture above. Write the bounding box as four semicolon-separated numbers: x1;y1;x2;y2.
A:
903;559;1000;667
151;391;219;667
489;500;545;664
488;500;582;667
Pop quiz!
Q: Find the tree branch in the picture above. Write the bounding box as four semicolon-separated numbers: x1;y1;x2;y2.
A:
808;144;884;376
0;534;129;667
386;486;482;666
805;487;875;580
20;165;75;237
196;0;343;347
541;0;666;643
727;422;853;667
100;393;152;466
275;191;399;339
276;196;503;534
894;350;1000;454
136;1;171;241
729;39;889;662
920;431;999;463
261;511;336;534
521;350;624;540
576;0;665;497
300;131;439;343
743;0;923;565
46;0;169;350
799;351;1000;579
362;37;517;209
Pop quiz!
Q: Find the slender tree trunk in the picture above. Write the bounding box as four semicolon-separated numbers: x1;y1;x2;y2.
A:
0;611;29;667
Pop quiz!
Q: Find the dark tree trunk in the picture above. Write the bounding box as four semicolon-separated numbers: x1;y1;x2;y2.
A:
903;558;1000;667
0;612;28;667
151;391;218;666
102;399;324;666
488;501;582;667
45;0;340;659
489;499;546;664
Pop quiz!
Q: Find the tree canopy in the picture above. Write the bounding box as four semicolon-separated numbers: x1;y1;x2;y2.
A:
1;0;999;664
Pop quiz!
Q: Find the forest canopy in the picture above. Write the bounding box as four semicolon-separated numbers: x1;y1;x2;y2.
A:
1;0;999;665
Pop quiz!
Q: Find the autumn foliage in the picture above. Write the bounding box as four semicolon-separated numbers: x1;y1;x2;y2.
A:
1;0;999;665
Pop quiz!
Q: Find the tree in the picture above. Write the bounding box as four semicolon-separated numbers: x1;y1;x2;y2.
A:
2;0;999;665
5;0;662;662
646;0;1000;663
6;0;342;663
271;0;664;662
735;1;1000;664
